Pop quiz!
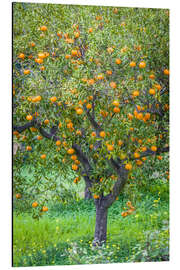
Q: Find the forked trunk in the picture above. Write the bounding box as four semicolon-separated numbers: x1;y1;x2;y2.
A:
93;204;108;246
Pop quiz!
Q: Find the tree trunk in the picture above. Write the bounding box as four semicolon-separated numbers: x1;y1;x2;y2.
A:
84;185;92;200
93;204;108;246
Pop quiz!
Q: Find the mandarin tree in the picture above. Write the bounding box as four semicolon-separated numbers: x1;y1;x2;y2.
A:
13;3;169;245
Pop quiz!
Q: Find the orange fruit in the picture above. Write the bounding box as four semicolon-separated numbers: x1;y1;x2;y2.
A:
56;140;61;146
32;202;38;208
139;61;146;68
24;69;30;75
26;115;33;121
72;164;78;171
88;28;93;33
76;130;82;136
149;88;156;95
35;58;43;64
115;58;121;64
74;31;80;38
163;69;170;75
154;84;162;91
86;103;92;110
37;135;43;140
38;53;46;59
40;66;45;71
149;74;155;79
100;131;106;138
71;50;78;57
112;100;119;106
106;70;112;75
42;206;48;212
107;47;114;54
26;146;32;151
157;155;163;160
138;75;143;81
132;90;139;97
110;81;117;89
50;96;57;102
128;113;133;120
40;26;47;31
142;157;147;161
141;146;147;152
113;107;120;113
76;108;83;115
130;61;136;67
44;119;49;125
91;132;96;137
137;113;143;120
144;113;151;120
67;148;75;155
16;193;21;199
125;163;132;170
134;152;140;158
18;53;25;59
107;144;114;151
118;140;123;146
40;154;46;159
93;194;100;199
65;54;71;59
87;79;95;85
151;146;157;152
71;155;77;161
136;159;143;166
75;160;80;165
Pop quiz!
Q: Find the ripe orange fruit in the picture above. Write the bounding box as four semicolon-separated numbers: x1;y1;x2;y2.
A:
115;58;121;64
87;79;95;85
18;53;25;59
40;26;47;31
32;202;38;208
40;66;45;71
137;113;143;120
24;69;30;75
37;135;42;140
56;140;61;146
71;155;77;161
38;53;46;59
35;58;43;64
44;119;49;125
107;47;114;54
26;115;33;121
154;84;162;91
93;194;100;199
100;131;106;138
110;81;117;89
141;146;147;152
67;148;75;155
42;206;48;212
157;155;162;160
40;154;46;159
107;144;114;151
30;42;35;47
50;96;57;102
74;31;80;38
128;113;133;120
149;74;155;79
118;140;123;146
134;152;140;158
88;27;93;33
144;113;151;120
86;103;92;110
113;107;120;113
16;193;21;199
139;61;146;68
75;160;80;165
91;132;96;137
76;130;82;136
65;54;71;59
76;108;83;115
163;69;170;75
149;88;156;95
71;50;78;57
151;146;157;152
125;163;132;170
121;211;128;217
137;75;143;81
106;70;112;75
26;146;32;151
72;164;78;171
112;100;119;106
142;157;147;161
132;90;140;97
130;61;136;67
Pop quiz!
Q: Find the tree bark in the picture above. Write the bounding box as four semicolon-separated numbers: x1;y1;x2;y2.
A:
84;184;92;200
93;203;108;246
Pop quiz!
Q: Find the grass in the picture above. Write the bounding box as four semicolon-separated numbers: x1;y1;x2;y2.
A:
13;186;169;266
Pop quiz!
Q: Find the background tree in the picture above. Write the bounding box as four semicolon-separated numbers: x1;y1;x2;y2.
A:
13;3;169;245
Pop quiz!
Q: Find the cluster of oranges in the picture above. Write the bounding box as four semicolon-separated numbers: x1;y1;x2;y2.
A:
121;201;135;217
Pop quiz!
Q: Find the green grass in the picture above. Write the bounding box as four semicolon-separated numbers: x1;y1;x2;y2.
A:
13;190;169;266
